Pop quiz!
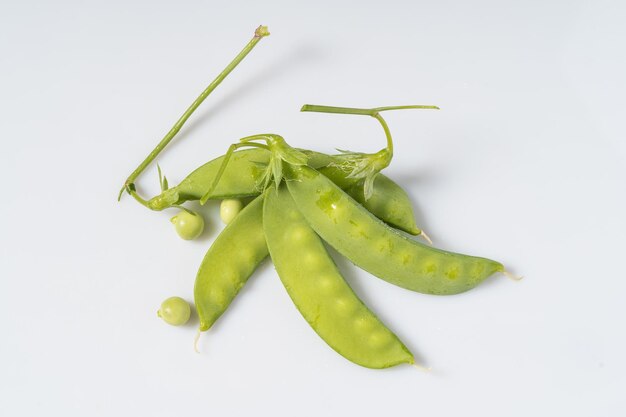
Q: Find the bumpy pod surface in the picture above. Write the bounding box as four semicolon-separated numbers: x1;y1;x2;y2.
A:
194;196;268;331
286;165;503;295
322;168;421;235
264;185;414;368
148;149;420;234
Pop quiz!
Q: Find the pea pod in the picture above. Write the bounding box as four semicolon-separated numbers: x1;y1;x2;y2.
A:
194;195;267;331
264;185;414;368
286;165;503;295
319;166;421;235
306;152;421;234
148;149;270;210
148;148;421;234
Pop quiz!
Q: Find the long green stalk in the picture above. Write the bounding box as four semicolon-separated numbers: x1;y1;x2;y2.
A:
118;25;270;201
300;104;439;157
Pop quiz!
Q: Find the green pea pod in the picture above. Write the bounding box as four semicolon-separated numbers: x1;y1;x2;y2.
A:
286;165;504;295
301;151;421;235
318;166;421;235
148;148;421;234
264;185;414;369
194;195;268;331
148;149;270;210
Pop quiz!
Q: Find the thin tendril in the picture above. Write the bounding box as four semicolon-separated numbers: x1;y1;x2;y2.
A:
412;363;432;372
503;270;523;281
420;230;433;245
193;330;202;353
118;26;269;201
200;142;269;204
373;113;393;156
300;104;438;164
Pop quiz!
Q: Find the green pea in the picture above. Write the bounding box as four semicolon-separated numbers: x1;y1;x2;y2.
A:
157;296;191;326
170;210;204;240
220;199;243;224
194;196;268;331
264;185;414;369
286;165;503;295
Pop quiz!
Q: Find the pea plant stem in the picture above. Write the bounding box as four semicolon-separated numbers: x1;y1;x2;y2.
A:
300;104;439;156
118;25;270;201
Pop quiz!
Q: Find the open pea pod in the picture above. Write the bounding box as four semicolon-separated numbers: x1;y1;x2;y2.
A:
148;148;422;235
286;165;504;295
264;185;414;369
194;195;268;331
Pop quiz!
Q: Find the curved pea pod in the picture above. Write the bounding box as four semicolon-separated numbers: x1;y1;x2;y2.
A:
264;185;414;369
148;149;326;210
194;195;268;331
286;165;504;295
147;149;422;236
320;167;421;235
302;150;421;235
148;149;271;210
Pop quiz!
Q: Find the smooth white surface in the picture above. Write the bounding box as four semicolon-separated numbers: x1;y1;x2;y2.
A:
1;1;625;416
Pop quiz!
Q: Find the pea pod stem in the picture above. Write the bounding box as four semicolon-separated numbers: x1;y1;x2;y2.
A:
300;104;440;156
118;25;270;201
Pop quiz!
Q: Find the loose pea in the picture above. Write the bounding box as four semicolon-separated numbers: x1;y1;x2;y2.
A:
220;199;243;224
170;210;204;240
157;296;191;326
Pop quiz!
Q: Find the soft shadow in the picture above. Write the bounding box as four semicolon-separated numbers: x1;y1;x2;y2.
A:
183;301;200;328
154;44;327;158
186;200;221;243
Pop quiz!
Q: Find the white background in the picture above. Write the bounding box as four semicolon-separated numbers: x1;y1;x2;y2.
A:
1;1;625;416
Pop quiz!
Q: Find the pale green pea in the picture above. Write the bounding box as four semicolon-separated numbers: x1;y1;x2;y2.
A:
220;199;244;224
157;296;191;326
170;210;204;240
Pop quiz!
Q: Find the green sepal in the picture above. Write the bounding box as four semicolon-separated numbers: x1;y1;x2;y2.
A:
147;188;181;211
157;164;169;191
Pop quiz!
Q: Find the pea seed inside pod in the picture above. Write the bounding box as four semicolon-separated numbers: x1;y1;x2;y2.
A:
369;331;392;348
288;225;311;242
334;297;358;315
287;166;505;296
194;196;268;333
318;275;337;292
264;185;414;369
